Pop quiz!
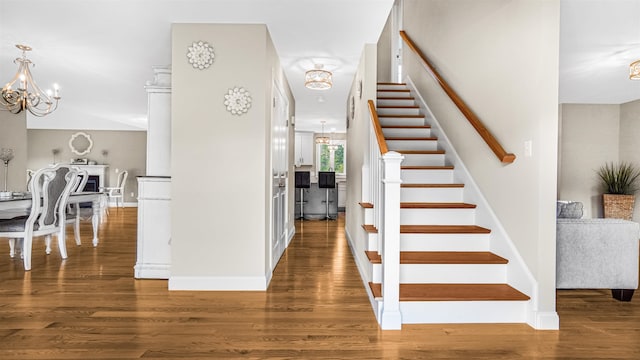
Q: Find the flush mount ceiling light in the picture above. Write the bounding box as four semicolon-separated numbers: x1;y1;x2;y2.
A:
315;120;330;144
630;59;640;80
1;44;61;117
305;64;332;90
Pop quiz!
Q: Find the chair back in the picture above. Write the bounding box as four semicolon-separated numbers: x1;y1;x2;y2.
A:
27;165;79;231
71;168;89;193
116;170;128;191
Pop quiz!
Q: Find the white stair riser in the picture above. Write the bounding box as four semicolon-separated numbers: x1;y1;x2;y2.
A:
382;128;432;138
377;98;416;107
366;232;378;251
377;107;421;116
397;301;528;324
377;90;412;98
400;187;464;202
400;233;490;252
371;264;507;284
400;208;475;225
400;153;446;166
377;84;408;91
363;207;374;224
401;169;453;183
387;140;438;151
379;116;425;127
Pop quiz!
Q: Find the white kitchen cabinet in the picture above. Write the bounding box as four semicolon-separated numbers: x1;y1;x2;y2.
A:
295;132;314;166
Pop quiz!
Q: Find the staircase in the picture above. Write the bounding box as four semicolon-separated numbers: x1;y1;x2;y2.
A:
362;83;530;326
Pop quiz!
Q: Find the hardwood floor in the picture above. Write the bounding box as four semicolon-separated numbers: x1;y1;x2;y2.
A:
1;208;639;359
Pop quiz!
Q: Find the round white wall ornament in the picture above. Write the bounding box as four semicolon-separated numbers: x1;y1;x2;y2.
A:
187;41;214;70
224;87;252;115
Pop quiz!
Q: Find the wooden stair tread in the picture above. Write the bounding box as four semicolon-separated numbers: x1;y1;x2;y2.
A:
381;125;431;129
362;224;377;233
368;283;530;301
377;88;410;92
385;137;437;141
401;165;454;170
359;202;374;208
366;251;507;265
400;202;476;209
377;105;419;109
377;96;415;100
377;114;424;118
401;183;464;188
400;225;491;234
395;150;445;155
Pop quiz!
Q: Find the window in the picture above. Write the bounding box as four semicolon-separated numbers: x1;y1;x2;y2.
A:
316;140;346;176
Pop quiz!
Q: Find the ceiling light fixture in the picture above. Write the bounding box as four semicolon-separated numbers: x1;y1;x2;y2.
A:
630;59;640;80
1;44;61;117
305;64;332;90
315;120;330;144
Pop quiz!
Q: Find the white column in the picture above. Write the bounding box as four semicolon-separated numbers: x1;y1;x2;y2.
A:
145;65;171;176
136;65;172;279
380;151;404;330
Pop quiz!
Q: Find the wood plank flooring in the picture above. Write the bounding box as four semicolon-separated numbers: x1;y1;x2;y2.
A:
1;208;639;359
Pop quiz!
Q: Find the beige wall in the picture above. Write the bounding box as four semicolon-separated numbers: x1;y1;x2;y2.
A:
0;111;27;192
376;11;392;83
402;0;560;314
171;23;294;289
27;129;146;202
558;104;620;218
559;100;640;223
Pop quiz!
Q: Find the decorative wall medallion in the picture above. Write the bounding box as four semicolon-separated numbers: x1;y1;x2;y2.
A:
224;87;252;115
186;41;214;70
357;79;363;99
69;131;93;156
349;95;355;120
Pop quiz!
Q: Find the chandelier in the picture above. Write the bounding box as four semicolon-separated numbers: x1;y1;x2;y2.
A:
315;120;330;144
305;64;332;90
1;44;61;117
630;59;640;80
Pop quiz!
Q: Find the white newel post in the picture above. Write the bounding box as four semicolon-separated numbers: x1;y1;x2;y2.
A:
135;65;172;279
380;151;403;330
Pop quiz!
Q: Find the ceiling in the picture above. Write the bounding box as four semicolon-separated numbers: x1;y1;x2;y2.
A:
1;0;639;134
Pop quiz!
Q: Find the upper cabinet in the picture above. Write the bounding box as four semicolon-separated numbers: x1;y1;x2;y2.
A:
295;132;314;166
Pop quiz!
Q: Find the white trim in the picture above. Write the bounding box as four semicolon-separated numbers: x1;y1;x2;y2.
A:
108;201;138;207
531;311;560;330
134;264;170;279
168;276;269;291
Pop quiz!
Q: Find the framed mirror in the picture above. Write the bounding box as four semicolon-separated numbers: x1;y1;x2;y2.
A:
69;132;93;156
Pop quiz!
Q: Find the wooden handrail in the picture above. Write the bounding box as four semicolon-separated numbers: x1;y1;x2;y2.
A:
368;100;389;154
399;30;515;164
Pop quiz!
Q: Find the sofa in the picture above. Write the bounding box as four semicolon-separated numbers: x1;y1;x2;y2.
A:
556;201;640;301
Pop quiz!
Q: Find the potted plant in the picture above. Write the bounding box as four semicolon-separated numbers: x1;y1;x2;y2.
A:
596;162;640;220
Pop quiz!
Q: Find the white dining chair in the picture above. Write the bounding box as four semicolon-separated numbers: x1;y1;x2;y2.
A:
65;168;90;246
102;170;128;209
0;164;78;270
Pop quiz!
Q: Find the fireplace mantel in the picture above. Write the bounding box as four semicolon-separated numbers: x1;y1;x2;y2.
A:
71;164;109;189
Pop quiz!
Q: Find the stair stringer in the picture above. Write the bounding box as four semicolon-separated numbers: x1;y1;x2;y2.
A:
405;76;557;329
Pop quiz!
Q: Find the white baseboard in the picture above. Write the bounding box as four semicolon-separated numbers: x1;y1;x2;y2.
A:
134;264;170;279
168;275;268;291
530;311;560;330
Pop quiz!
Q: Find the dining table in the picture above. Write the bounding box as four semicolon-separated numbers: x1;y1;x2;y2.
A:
0;191;107;247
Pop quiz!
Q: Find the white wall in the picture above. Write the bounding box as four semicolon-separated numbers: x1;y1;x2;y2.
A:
558;104;620;218
170;23;293;290
345;44;378;273
401;0;560;317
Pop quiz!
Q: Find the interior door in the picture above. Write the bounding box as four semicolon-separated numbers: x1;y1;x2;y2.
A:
271;83;289;270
